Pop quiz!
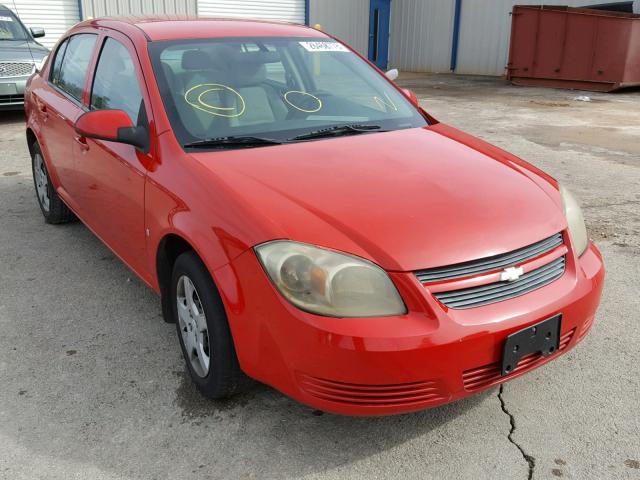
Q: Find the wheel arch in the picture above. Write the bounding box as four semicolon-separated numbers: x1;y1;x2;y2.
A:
156;233;197;323
156;231;238;324
26;127;37;155
25;126;62;190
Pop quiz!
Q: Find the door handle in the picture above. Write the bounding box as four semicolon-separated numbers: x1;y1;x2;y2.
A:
74;135;90;152
37;101;49;119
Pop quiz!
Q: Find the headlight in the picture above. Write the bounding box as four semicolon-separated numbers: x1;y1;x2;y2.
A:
255;241;406;317
560;184;588;256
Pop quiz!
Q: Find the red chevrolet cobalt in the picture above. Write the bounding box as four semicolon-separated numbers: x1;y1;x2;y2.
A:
24;17;604;416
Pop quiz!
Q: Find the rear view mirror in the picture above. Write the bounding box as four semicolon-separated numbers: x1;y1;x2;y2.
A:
30;27;45;38
402;88;419;106
385;68;399;81
75;109;148;151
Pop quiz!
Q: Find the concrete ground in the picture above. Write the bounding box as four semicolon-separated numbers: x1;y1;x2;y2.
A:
0;74;638;480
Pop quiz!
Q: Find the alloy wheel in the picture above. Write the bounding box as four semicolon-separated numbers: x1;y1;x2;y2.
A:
176;275;211;377
34;153;50;212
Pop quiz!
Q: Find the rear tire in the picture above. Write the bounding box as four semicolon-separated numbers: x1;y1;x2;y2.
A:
31;142;75;224
171;251;245;399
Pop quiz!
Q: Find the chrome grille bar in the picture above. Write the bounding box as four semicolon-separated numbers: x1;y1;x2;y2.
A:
415;233;563;283
434;256;565;309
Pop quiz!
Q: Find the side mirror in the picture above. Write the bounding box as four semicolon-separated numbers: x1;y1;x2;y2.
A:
385;68;399;81
75;109;148;151
402;88;419;106
30;27;45;38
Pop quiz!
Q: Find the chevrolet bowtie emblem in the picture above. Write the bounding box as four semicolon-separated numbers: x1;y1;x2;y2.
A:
500;266;524;282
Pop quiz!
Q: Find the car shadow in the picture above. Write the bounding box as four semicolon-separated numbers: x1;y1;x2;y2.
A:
0;177;494;479
172;367;493;477
0;110;25;125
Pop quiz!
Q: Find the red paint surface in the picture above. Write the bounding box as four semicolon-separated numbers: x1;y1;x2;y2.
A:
25;17;605;415
75;109;133;140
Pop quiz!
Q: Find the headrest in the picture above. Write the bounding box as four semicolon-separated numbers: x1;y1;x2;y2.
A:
224;49;279;86
234;63;267;87
182;50;211;71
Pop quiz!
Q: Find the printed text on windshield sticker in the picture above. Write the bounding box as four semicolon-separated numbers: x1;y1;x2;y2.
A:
299;42;349;53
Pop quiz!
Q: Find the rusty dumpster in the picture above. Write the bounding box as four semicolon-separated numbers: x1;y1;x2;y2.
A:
507;5;640;92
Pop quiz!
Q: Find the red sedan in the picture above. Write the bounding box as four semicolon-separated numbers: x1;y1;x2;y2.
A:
24;16;604;416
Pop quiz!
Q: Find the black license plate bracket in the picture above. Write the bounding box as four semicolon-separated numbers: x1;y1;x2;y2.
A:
501;314;562;376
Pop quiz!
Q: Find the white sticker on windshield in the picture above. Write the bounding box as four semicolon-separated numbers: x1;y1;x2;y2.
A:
0;16;14;22
299;41;349;53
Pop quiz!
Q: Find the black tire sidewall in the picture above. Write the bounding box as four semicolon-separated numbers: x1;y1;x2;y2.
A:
30;141;74;224
171;251;239;398
31;142;53;220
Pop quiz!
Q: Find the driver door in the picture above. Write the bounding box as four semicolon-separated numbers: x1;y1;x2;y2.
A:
73;32;154;280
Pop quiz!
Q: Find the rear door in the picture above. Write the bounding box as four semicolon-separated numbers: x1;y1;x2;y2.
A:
73;32;153;277
34;33;97;203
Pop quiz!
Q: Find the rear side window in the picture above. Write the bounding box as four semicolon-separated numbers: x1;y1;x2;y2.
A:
56;34;97;101
50;38;69;84
90;38;143;124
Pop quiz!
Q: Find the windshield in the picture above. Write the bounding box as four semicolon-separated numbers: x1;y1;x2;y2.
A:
0;12;29;41
148;37;428;148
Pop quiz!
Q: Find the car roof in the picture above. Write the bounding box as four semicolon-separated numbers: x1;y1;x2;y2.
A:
79;16;328;42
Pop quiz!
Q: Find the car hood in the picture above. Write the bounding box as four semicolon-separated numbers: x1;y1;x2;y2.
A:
0;41;48;61
192;124;566;271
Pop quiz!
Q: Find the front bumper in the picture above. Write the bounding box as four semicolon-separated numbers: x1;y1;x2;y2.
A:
219;241;604;416
0;77;28;110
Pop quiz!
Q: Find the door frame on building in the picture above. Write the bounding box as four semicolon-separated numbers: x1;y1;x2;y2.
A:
368;0;391;69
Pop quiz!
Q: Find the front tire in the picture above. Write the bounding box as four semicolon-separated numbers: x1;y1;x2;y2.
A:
171;251;244;399
31;142;75;224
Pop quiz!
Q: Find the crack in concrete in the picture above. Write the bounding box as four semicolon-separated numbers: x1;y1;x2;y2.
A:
498;385;536;480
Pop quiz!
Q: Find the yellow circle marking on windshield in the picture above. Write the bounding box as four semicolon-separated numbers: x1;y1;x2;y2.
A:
184;83;246;118
284;90;322;113
373;92;398;111
197;89;236;111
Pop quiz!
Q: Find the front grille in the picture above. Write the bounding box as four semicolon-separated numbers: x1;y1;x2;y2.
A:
434;256;565;309
462;328;575;391
297;374;447;407
0;61;34;78
0;94;24;105
416;233;563;283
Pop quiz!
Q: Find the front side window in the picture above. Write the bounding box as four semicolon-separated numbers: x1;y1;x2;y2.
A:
91;37;144;124
149;37;427;148
56;34;97;101
0;10;29;41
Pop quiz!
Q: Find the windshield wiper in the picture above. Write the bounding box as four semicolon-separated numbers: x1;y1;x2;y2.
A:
183;136;283;149
290;124;386;142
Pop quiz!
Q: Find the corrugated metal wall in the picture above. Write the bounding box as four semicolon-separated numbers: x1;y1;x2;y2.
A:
389;0;640;75
197;0;305;24
389;0;455;73
81;0;196;18
309;0;369;55
8;0;80;48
